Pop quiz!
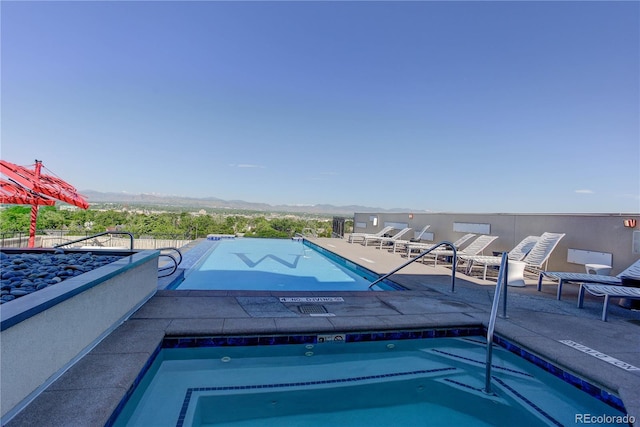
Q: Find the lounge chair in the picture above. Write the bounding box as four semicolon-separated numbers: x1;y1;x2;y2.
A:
363;227;412;248
410;224;432;242
348;226;394;243
518;231;565;271
423;235;499;267
459;235;540;280
389;225;431;253
477;232;562;288
539;258;640;300
403;233;476;257
578;284;640;321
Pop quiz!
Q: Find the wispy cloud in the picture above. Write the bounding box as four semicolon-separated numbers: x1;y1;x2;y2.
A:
575;189;594;194
229;163;265;169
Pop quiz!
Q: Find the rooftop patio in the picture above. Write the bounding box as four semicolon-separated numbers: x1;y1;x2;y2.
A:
4;236;640;426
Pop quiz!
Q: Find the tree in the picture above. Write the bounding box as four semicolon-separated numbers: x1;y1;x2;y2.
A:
38;206;67;230
0;206;32;233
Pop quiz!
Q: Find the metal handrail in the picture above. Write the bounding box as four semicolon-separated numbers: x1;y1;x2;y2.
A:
484;252;509;395
368;241;457;292
53;233;183;278
53;231;135;250
157;253;179;277
157;247;183;267
157;247;183;277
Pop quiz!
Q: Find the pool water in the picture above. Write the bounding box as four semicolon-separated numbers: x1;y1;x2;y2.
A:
173;238;399;291
111;337;627;427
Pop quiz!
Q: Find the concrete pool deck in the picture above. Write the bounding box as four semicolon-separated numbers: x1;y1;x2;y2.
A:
6;237;640;426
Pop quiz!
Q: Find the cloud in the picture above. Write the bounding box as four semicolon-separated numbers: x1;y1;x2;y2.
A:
575;189;594;194
229;163;265;169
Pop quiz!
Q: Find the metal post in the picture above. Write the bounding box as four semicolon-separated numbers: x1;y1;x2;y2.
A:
450;246;457;293
485;252;509;395
500;253;509;319
27;160;43;248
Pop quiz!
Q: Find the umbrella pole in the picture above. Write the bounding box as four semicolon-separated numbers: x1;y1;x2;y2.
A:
28;205;39;247
27;160;43;248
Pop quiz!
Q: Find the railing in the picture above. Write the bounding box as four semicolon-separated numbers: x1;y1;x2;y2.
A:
484;252;509;395
369;242;510;394
157;247;183;278
52;231;183;278
53;231;135;250
368;241;457;292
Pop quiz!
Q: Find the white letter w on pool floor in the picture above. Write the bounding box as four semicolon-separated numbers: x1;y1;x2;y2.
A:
232;253;301;269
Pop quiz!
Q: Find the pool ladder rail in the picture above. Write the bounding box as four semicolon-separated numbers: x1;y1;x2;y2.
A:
368;241;458;292
368;242;509;394
157;247;183;278
53;231;183;278
485;252;509;395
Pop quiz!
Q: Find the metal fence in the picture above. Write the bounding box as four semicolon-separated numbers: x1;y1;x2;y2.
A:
0;230;192;250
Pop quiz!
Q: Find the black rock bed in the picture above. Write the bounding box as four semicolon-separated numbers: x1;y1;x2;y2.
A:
1;250;125;304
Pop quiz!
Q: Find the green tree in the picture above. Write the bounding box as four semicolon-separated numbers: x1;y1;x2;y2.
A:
92;210;130;231
0;206;32;232
38;206;67;230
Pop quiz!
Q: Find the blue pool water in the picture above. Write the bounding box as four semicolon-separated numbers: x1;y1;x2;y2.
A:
173;238;401;291
111;334;628;427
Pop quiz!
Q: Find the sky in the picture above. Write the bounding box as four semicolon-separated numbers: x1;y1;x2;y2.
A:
1;1;639;213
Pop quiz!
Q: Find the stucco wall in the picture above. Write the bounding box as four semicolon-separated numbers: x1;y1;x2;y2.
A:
353;213;640;274
0;250;159;420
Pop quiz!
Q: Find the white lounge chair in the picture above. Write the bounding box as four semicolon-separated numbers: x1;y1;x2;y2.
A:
520;231;565;270
411;224;432;242
423;235;499;267
459;235;540;280
348;226;394;243
403;233;476;257
389;225;431;253
477;232;562;288
363;227;413;248
578;284;640;321
539;258;640;300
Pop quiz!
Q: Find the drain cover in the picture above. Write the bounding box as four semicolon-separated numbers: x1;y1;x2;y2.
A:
299;304;328;314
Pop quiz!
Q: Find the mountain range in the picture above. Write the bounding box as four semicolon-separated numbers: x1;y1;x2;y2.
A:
81;190;420;216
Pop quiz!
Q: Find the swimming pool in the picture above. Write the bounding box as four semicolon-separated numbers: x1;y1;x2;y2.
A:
110;332;628;427
171;238;402;291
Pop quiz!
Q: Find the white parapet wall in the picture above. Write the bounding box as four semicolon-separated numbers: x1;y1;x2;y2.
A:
0;249;159;421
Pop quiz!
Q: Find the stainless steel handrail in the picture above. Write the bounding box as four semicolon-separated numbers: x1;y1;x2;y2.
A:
157;253;179;277
484;252;509;394
53;233;183;278
157;247;183;267
53;231;135;250
368;241;457;292
157;247;183;278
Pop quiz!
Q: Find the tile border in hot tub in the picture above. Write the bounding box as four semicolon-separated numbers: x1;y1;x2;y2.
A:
106;327;628;426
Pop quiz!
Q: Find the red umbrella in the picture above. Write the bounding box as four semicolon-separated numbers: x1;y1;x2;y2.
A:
0;178;56;206
0;159;89;247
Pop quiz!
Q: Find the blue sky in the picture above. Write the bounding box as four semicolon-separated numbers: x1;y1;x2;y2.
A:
1;1;638;213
